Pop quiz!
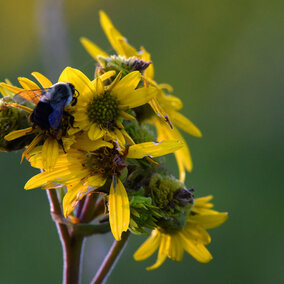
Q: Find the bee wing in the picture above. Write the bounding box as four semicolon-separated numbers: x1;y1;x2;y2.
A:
48;99;68;130
14;89;44;105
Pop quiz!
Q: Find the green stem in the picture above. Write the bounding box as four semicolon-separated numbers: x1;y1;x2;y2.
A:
91;231;130;284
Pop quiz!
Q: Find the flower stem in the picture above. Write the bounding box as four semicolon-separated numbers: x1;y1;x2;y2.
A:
63;234;85;284
46;189;84;284
91;231;130;284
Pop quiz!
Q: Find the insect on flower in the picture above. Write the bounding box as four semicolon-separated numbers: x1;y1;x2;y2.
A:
15;82;78;133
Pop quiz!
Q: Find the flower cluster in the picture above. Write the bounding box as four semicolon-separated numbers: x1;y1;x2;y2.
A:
0;11;227;270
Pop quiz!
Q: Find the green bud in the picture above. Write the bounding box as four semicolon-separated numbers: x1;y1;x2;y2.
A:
97;55;151;77
0;97;34;152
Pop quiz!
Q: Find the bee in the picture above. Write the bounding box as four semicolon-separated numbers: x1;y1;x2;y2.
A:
15;82;78;134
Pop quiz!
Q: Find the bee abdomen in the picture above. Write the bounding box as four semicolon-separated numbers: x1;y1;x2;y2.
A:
30;101;53;130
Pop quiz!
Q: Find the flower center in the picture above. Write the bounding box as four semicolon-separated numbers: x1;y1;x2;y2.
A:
84;146;127;178
87;92;119;129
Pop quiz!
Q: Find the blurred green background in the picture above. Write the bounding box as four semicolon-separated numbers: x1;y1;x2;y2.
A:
0;0;283;283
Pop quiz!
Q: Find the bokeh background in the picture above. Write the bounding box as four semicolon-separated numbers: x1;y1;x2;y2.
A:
0;0;283;283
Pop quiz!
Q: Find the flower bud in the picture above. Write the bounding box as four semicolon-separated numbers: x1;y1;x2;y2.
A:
0;97;34;151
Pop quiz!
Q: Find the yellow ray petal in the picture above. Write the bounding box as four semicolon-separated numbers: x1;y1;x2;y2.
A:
74;135;113;152
194;195;213;206
80;37;109;60
140;47;154;80
118;86;157;110
127;140;183;159
180;232;213;263
189;213;228;229
41;137;59;171
146;233;170;270
31;72;52;88
0;83;23;94
94;77;104;96
88;124;105;141
24;166;81;190
58;67;95;101
119;111;135;121
183;223;211;245
172;111;202;137
111;71;141;97
21;134;43;163
4;127;34;141
98;70;116;82
149;97;171;125
168;234;184;261
63;182;88;217
134;230;161;261
10;103;33;113
87;175;107;188
17;77;40;90
100;10;137;57
109;177;130;241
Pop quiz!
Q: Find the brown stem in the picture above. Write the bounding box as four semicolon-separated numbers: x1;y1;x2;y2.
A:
46;189;84;284
91;231;130;284
79;193;99;223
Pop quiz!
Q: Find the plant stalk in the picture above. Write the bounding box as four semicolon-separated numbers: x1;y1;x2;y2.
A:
91;231;130;284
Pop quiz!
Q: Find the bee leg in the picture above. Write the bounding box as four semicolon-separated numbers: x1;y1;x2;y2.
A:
71;97;77;106
58;139;66;153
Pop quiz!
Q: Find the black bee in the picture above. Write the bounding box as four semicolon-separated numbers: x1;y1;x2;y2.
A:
15;82;78;132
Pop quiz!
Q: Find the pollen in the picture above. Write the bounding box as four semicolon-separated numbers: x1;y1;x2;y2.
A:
87;92;119;128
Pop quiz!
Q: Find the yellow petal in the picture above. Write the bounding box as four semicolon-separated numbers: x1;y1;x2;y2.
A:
127;140;183;159
99;10;137;57
168;234;184;261
80;37;109;60
111;71;141;97
41;137;59;171
108;177;130;241
119;111;135;120
134;230;161;261
94;77;104;95
0;83;23;94
189;213;228;229
21;134;43;163
58;67;95;101
17;77;40;90
74;134;113;152
194;195;213;206
24;166;82;190
146;233;170;270
118;86;157;110
183;223;211;245
88;124;105;141
140;47;154;79
180;232;213;263
172;111;202;137
63;182;88;217
98;70;116;82
4;127;33;141
31;72;52;88
87;175;107;188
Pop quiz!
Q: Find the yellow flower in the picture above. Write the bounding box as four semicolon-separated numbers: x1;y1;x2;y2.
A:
24;137;183;241
80;10;202;182
59;67;157;145
134;196;228;270
0;72;76;170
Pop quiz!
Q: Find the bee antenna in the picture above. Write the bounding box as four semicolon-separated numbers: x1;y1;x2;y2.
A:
75;89;80;97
